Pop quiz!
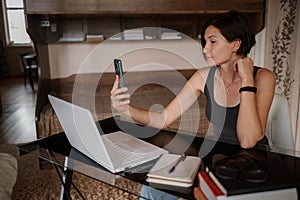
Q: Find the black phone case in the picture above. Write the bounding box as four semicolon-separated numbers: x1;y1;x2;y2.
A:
114;59;125;88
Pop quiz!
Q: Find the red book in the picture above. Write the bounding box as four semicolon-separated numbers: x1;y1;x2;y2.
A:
198;172;224;199
198;171;298;200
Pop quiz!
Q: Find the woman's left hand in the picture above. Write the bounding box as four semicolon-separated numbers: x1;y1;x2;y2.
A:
234;57;254;84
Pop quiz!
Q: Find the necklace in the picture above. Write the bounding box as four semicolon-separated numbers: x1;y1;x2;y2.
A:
224;83;232;93
218;68;234;93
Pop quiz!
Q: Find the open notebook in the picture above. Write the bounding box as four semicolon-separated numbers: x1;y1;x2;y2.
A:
48;95;168;173
147;153;201;187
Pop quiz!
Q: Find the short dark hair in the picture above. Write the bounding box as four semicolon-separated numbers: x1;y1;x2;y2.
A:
200;10;256;57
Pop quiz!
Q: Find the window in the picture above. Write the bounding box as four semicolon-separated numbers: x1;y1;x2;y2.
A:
3;0;31;45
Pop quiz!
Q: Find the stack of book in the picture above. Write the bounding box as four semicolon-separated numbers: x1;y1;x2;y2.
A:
160;32;182;40
58;32;85;42
85;34;105;42
123;29;144;40
197;169;298;199
108;35;122;41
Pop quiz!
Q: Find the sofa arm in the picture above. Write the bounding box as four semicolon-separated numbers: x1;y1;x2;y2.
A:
0;153;18;200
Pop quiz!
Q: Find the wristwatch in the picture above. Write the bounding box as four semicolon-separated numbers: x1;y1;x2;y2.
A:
239;86;257;94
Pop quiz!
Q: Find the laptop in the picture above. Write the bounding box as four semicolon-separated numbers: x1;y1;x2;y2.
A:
48;95;168;173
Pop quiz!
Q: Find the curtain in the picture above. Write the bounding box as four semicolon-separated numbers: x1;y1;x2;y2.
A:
264;0;300;151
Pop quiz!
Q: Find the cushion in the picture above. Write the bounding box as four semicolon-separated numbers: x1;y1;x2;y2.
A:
0;153;18;200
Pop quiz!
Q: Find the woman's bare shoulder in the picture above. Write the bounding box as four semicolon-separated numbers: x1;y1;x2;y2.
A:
255;67;276;91
189;66;212;92
256;67;276;81
194;66;212;77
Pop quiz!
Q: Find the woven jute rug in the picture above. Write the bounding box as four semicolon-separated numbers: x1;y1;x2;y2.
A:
0;143;141;200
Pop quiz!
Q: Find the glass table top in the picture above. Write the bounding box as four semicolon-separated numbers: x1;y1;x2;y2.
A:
17;123;197;199
17;117;300;200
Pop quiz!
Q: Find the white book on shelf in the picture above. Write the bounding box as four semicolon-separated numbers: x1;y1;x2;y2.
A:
124;36;144;40
109;35;122;40
59;32;85;42
124;29;144;35
86;34;104;38
123;29;144;40
161;32;182;40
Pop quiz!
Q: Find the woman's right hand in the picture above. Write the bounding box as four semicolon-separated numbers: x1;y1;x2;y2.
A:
110;75;131;115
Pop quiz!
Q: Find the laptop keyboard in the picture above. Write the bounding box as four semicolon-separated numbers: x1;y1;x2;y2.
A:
102;137;157;168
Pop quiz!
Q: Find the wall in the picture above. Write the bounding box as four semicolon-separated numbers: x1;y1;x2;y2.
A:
48;38;206;78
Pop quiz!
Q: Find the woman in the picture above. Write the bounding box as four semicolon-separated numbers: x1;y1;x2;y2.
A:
110;11;275;149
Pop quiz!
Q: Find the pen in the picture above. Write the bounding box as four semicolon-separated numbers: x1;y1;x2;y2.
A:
169;154;186;173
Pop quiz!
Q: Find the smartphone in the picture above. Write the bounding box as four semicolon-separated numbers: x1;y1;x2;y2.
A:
114;59;126;88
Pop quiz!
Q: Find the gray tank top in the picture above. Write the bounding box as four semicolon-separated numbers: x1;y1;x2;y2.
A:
204;66;268;146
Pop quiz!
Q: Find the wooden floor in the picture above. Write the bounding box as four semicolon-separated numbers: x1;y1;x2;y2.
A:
0;76;37;144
